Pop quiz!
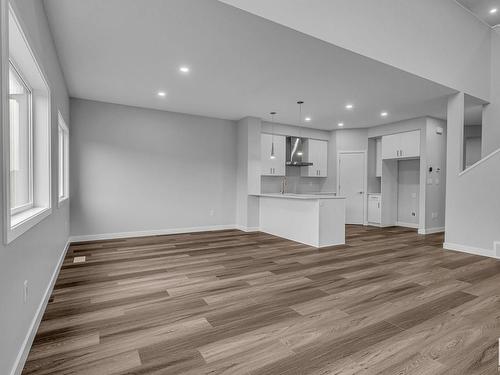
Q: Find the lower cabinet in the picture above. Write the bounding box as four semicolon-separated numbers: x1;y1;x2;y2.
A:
367;194;381;224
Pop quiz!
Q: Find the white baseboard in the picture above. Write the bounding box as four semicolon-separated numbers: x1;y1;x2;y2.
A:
11;239;70;375
235;225;260;232
418;227;445;235
395;221;419;229
443;242;497;259
69;224;241;243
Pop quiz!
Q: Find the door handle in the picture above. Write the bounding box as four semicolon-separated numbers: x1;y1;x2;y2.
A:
359;191;364;194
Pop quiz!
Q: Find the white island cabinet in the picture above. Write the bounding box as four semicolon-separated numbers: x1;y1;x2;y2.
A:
256;194;345;248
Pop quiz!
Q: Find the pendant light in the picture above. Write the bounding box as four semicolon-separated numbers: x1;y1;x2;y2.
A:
270;112;277;159
297;101;304;156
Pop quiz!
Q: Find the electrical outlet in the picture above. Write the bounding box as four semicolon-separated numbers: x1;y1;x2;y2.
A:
209;209;215;217
23;280;28;304
432;212;438;219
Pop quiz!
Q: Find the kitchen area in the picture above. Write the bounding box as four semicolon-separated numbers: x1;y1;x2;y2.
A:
237;112;447;248
257;132;345;248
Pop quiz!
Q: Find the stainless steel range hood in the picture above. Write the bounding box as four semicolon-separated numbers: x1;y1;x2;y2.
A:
286;137;313;167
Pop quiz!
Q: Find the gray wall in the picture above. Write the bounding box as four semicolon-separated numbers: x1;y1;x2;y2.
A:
425;118;447;231
397;159;420;225
483;30;500;155
70;99;237;238
445;92;500;254
0;1;70;374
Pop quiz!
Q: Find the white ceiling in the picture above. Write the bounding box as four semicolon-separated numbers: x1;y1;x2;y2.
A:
43;0;455;130
456;0;500;27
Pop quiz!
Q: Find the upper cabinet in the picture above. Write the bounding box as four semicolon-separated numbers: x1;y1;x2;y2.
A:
261;133;286;176
381;130;420;160
301;139;328;177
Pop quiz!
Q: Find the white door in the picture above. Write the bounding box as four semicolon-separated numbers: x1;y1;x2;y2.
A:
338;152;365;224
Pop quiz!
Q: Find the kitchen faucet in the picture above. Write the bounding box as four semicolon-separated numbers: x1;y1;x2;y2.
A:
280;177;287;194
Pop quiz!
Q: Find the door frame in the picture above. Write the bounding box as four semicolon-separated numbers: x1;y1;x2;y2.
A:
337;150;368;225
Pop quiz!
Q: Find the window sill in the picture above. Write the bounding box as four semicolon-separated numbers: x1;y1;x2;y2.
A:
58;197;69;208
6;206;52;244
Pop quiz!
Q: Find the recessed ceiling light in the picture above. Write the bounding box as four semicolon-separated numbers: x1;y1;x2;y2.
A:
338;122;344;127
179;66;190;73
381;111;388;117
157;91;166;97
305;117;312;122
345;104;354;110
490;8;498;14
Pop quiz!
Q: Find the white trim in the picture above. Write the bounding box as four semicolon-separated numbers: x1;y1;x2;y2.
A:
396;221;419;229
443;242;497;259
459;147;500;176
418;227;445;235
337;150;367;225
69;225;240;243
235;225;260;232
7;206;51;243
3;2;52;245
10;239;70;375
57;111;69;206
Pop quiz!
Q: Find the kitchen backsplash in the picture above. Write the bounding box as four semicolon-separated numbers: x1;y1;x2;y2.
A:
261;167;326;194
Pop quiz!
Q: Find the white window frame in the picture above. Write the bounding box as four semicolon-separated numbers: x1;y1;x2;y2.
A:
8;59;34;215
58;111;69;205
2;1;52;244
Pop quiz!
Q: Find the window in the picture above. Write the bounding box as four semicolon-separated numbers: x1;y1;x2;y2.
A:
2;4;52;243
9;61;33;215
58;112;69;204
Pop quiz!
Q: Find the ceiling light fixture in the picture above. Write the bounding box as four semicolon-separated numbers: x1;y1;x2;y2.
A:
157;91;166;97
345;104;354;110
490;8;498;14
381;111;388;117
338;122;344;127
179;66;190;73
270;112;277;160
297;101;304;156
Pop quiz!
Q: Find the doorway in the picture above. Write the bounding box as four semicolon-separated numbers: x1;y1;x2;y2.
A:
338;151;366;224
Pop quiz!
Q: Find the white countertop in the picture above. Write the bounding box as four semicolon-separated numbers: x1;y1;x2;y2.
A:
254;193;345;200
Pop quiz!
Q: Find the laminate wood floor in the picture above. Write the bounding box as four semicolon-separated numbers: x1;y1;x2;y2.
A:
23;226;500;375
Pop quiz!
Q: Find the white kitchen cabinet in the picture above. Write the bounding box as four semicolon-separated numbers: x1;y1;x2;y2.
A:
381;130;420;160
367;194;382;224
301;139;328;177
261;133;286;176
375;138;382;177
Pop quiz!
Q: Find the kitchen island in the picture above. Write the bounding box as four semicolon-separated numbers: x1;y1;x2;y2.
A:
255;193;346;248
